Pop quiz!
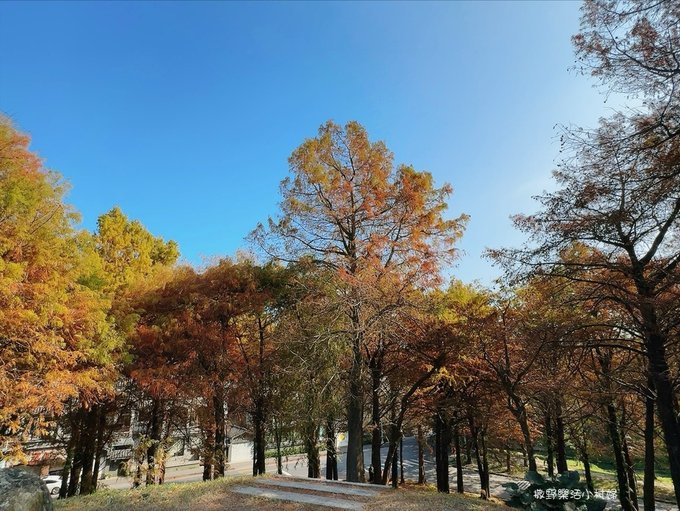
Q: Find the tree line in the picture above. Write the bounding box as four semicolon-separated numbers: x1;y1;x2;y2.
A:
1;2;680;511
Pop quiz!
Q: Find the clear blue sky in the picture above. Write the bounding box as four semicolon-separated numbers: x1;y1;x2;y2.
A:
0;1;618;285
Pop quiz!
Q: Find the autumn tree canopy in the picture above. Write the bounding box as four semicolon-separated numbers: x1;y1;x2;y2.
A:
0;119;116;461
4;5;680;508
252;120;467;481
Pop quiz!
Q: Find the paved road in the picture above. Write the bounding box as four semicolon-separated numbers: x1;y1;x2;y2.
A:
101;437;442;489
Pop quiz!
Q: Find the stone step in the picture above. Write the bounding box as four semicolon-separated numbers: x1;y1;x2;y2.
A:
278;476;391;490
231;485;364;510
257;478;380;497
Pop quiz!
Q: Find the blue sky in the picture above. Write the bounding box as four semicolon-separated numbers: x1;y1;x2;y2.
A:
0;1;619;285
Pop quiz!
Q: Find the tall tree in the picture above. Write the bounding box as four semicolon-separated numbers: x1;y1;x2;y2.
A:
499;113;680;501
252;120;466;481
65;207;178;494
573;0;679;104
0;119;112;463
492;0;680;499
129;260;250;482
230;261;290;476
274;262;344;480
95;206;178;294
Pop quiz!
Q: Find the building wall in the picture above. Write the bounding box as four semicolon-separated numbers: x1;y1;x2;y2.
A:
229;442;252;464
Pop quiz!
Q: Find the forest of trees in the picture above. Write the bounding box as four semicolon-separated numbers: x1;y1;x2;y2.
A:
1;2;679;511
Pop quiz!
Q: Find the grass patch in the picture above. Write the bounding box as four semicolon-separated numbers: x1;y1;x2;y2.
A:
54;476;316;511
54;477;512;511
536;455;672;483
532;456;676;503
364;483;510;511
589;474;676;503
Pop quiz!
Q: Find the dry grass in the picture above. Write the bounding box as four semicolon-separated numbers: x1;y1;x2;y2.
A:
590;475;676;505
54;476;319;511
54;477;511;511
365;484;510;511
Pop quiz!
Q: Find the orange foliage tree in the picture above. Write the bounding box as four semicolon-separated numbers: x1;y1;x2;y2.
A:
252;120;467;481
0;119;114;463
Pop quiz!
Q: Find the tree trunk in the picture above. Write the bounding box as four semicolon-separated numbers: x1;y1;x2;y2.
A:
623;434;639;508
250;315;270;478
346;313;365;483
252;400;266;476
274;418;283;476
511;401;537;472
145;400;162;486
158;411;172;485
643;375;655;511
59;446;73;499
67;406;91;497
59;412;80;499
391;435;399;489
454;426;464;493
370;360;382;484
545;411;555;477
132;444;145;489
638;296;680;505
306;423;321;478
381;423;399;485
480;429;490;499
382;365;441;485
156;439;168;486
67;414;86;496
203;425;214;481
555;401;568;474
651;355;680;503
580;433;595;493
606;402;638;511
399;436;404;484
91;406;107;491
157;448;167;485
79;406;99;495
471;418;490;499
465;435;472;465
434;411;450;493
417;425;426;485
326;417;338;480
213;389;226;478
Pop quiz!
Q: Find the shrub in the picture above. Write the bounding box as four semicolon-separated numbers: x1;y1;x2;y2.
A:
503;471;606;511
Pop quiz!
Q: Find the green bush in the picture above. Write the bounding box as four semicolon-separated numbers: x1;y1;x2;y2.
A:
503;471;606;511
264;444;306;458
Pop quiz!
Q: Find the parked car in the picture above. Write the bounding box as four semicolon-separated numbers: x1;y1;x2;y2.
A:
41;475;62;495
